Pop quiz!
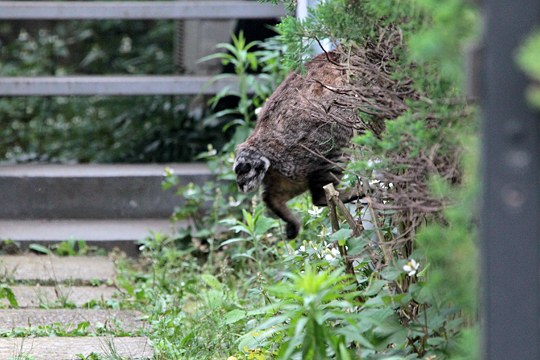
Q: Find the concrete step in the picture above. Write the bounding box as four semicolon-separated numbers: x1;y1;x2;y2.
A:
0;163;211;219
0;218;182;256
0;309;146;332
0;255;116;284
0;337;153;359
2;285;118;308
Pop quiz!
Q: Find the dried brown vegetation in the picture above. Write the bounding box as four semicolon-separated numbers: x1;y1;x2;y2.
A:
321;26;464;254
236;26;464;244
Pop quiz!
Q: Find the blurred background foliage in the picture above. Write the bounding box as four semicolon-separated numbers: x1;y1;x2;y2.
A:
517;29;540;110
0;19;231;163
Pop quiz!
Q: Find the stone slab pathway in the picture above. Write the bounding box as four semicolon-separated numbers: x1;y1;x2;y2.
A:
3;285;118;308
0;254;153;359
0;336;153;359
0;255;116;283
0;309;146;332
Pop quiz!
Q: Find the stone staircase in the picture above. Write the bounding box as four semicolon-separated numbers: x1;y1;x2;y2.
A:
0;163;211;359
0;163;211;255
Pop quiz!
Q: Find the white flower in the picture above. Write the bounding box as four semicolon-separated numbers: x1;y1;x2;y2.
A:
184;187;197;197
228;197;241;207
119;36;132;53
324;247;340;261
308;205;324;217
403;259;420;277
366;158;381;169
322;247;341;265
163;166;175;176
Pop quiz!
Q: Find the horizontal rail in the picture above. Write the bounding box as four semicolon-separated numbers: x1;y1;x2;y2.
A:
0;1;286;20
0;76;239;96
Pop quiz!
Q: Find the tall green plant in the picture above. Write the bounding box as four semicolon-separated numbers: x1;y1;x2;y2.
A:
200;32;288;150
238;264;360;360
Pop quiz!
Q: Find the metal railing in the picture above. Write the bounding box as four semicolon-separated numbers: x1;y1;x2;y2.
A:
0;1;286;96
0;1;285;20
0;75;243;96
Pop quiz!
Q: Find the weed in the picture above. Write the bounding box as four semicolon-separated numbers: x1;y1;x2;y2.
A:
114;1;480;358
29;240;105;257
0;284;18;308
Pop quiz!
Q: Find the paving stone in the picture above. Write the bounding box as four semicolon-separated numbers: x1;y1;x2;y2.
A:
0;309;147;332
1;285;118;308
0;255;115;283
0;336;153;359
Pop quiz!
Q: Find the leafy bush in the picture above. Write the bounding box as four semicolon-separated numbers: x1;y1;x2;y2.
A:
114;0;481;359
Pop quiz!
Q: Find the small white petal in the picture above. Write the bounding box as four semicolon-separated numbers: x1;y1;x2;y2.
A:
324;253;335;261
403;259;420;276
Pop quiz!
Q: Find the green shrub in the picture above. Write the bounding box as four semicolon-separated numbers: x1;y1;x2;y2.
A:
115;1;481;358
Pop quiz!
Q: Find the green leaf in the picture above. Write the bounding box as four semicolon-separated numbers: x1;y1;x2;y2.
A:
219;237;248;247
239;324;286;352
253;216;278;235
516;30;540;79
29;243;51;255
329;228;352;242
279;317;308;359
338;342;352;360
200;274;223;291
525;86;540;109
197;52;230;64
417;262;430;277
381;267;403;281
1;285;18;308
223;309;247;325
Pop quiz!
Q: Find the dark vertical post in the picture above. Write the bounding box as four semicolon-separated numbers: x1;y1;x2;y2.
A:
481;1;540;359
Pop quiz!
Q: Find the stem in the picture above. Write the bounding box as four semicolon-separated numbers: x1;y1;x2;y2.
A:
422;303;430;347
323;184;355;277
367;197;394;264
323;183;364;302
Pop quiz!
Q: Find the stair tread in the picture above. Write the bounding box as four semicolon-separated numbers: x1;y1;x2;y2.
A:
0;219;177;241
0;162;210;177
0;164;212;220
